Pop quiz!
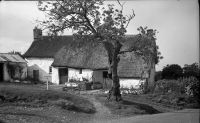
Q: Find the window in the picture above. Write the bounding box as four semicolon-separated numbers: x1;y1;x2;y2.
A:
49;66;52;74
79;69;82;74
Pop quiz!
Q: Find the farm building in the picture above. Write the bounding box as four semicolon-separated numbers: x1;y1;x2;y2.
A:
0;53;27;82
23;27;155;89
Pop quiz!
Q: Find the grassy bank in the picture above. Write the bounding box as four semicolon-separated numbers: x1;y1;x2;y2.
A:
0;82;95;114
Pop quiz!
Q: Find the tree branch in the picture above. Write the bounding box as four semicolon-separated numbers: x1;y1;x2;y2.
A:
125;9;135;28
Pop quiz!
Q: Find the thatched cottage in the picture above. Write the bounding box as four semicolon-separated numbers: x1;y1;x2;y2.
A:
24;27;155;89
0;53;27;82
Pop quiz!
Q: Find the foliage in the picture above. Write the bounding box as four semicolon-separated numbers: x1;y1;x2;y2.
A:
120;85;143;95
178;77;199;100
161;64;183;80
137;26;163;64
157;63;199;82
82;77;89;82
38;0;133;37
154;79;185;94
155;71;162;81
183;63;199;79
153;77;199;108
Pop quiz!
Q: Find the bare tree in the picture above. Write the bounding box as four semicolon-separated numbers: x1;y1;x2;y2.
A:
38;0;161;101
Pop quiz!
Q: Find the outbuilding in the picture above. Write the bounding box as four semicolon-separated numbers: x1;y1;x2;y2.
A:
0;53;27;82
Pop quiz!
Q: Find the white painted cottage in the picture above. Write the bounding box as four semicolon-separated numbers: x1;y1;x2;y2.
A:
24;27;155;89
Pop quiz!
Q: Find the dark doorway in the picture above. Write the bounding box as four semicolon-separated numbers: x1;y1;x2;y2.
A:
103;71;112;79
0;63;4;81
59;68;68;84
33;70;39;81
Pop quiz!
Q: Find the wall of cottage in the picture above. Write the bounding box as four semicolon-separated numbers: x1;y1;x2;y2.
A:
67;68;145;89
52;67;59;84
68;68;93;82
25;57;153;88
26;58;53;82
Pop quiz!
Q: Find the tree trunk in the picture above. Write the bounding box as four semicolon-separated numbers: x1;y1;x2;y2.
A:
107;41;122;102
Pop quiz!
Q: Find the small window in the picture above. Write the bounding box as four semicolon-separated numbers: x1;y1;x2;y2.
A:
79;69;82;74
49;66;52;74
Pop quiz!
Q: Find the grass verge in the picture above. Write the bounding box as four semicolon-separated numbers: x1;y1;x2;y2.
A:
0;82;96;114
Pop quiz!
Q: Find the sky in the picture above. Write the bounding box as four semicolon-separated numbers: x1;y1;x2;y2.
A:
0;0;199;71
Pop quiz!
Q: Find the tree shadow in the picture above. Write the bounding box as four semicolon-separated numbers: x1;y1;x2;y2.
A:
122;100;161;114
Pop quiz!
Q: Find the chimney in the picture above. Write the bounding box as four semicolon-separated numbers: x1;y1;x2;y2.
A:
33;27;42;41
147;29;154;37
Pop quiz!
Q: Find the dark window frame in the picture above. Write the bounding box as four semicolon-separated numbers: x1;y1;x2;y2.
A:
79;69;82;74
49;66;52;74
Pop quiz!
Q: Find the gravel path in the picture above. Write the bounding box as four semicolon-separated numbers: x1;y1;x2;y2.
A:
81;95;120;123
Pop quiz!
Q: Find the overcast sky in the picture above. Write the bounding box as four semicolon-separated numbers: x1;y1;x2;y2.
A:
0;0;199;71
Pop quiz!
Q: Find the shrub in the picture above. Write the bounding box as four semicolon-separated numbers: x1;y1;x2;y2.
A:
178;77;199;100
120;85;144;95
154;79;184;94
153;77;199;108
82;77;89;82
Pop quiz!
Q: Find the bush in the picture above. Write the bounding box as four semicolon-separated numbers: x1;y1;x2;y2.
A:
178;77;199;101
154;79;184;94
153;77;199;108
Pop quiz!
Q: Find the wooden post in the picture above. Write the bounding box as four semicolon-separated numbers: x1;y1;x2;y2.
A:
47;79;48;90
44;75;50;90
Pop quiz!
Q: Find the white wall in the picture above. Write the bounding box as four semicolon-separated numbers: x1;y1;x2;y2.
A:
68;68;93;82
52;67;59;84
26;58;53;82
3;63;10;81
119;78;145;89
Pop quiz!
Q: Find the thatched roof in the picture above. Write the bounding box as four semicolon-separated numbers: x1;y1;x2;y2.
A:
52;35;150;78
52;39;109;69
24;35;153;78
24;36;74;58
